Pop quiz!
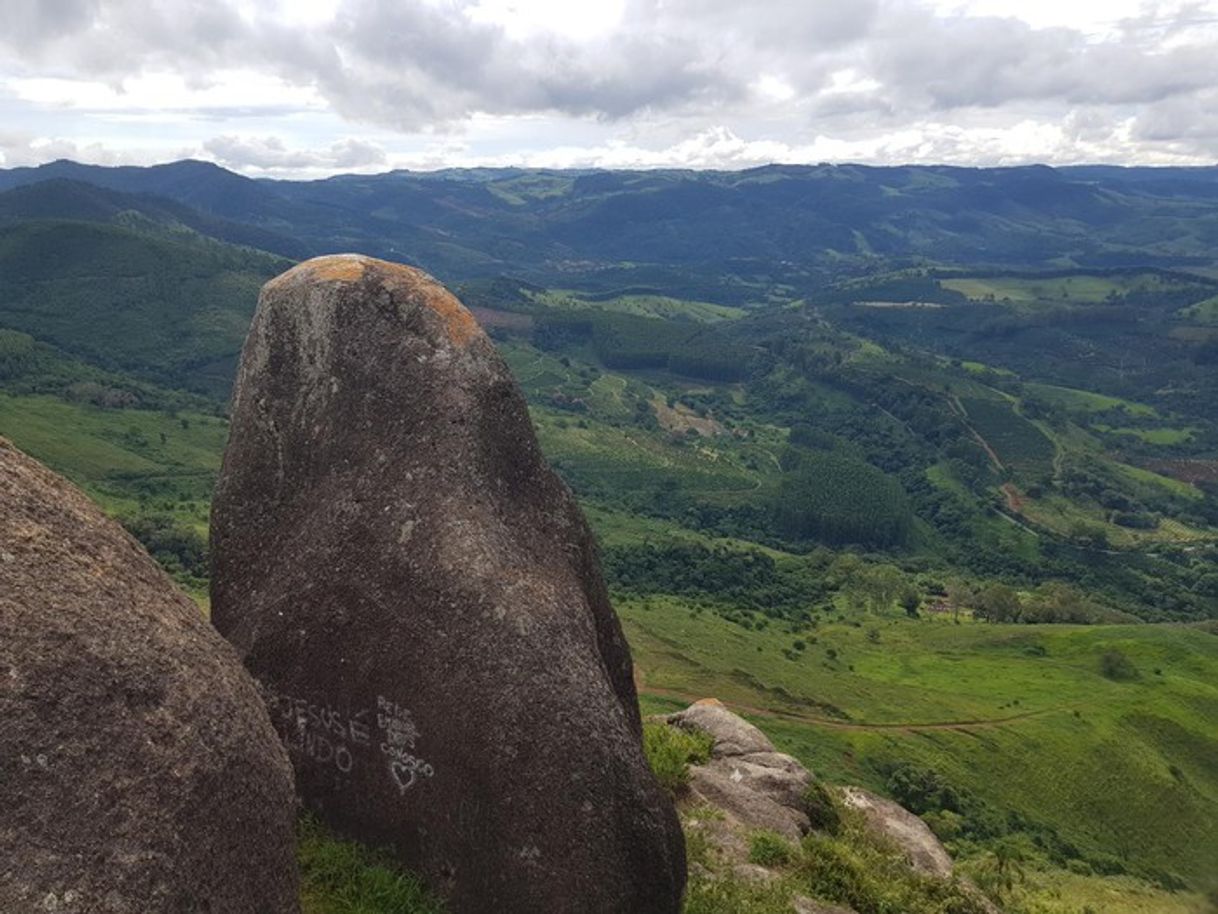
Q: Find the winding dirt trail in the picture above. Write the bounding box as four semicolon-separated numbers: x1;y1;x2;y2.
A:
947;393;1006;473
1000;482;1024;513
639;681;1067;734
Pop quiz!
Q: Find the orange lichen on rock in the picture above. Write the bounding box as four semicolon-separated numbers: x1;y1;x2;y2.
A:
303;257;369;283
266;254;480;346
408;279;479;346
369;257;479;347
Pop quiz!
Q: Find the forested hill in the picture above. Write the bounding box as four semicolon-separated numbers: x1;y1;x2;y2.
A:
1;171;1216;625
5;160;1218;299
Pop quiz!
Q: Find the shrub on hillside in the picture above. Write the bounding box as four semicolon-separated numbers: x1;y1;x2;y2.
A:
0;329;37;379
801;782;842;834
1099;649;1139;681
748;831;796;867
602;540;827;621
122;512;208;581
886;763;964;816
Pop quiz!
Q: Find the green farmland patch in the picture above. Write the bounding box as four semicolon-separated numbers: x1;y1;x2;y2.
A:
1025;383;1159;419
959;397;1056;478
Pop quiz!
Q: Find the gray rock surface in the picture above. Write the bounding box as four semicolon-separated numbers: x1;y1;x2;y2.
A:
838;786;954;878
669;697;777;755
211;254;685;913
669;699;814;841
0;437;299;914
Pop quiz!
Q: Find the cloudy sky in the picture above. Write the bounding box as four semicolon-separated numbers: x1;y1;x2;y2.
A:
3;0;1217;177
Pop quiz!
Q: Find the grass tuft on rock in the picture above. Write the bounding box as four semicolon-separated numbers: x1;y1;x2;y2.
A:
801;781;842;835
748;830;797;867
643;719;715;794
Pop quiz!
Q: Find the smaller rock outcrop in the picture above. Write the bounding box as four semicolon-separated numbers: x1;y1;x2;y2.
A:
0;438;299;913
838;786;954;878
667;699;1000;914
668;698;815;842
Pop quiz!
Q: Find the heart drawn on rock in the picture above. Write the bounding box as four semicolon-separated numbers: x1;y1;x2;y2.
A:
390;760;417;793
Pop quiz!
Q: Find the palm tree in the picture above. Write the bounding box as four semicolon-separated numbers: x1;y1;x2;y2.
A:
979;837;1028;897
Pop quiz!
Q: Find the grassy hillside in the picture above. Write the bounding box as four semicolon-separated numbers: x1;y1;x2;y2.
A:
626;597;1218;885
1;186;1216;910
0;392;223;530
0;218;288;394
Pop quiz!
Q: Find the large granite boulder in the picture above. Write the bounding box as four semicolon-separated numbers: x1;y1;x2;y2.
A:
211;254;685;913
0;438;299;914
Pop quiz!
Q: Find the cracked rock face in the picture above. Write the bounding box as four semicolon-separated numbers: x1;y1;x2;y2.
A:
0;438;299;914
211;255;685;914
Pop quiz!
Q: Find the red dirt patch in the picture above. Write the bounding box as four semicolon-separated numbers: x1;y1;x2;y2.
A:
1001;482;1025;512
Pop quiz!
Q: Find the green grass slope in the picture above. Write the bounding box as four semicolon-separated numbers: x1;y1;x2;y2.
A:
0;392;224;532
625;597;1218;890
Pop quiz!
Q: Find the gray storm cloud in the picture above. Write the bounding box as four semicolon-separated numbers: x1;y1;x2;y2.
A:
1;0;1216;169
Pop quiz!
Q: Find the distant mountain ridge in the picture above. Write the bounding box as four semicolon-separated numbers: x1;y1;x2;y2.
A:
5;159;1218;300
0;178;311;259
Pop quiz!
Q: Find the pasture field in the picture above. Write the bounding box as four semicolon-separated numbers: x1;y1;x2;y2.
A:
1113;461;1204;502
532;406;760;498
482;172;575;204
1095;425;1196;446
1024;383;1159;418
958;359;1016;377
529;289;746;322
624;595;1218;892
0;392;224;533
1016;490;1211;548
941;272;1185;304
1181;294;1218;323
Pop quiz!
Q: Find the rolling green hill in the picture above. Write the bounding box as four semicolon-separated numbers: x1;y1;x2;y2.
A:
0;218;288;395
8;160;1218;298
627;595;1218;911
1;167;1216;911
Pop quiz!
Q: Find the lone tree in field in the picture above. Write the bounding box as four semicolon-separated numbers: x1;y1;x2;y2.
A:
975;584;1022;623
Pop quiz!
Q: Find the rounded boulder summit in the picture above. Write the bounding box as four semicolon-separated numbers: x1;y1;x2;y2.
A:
210;254;686;913
0;438;300;914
